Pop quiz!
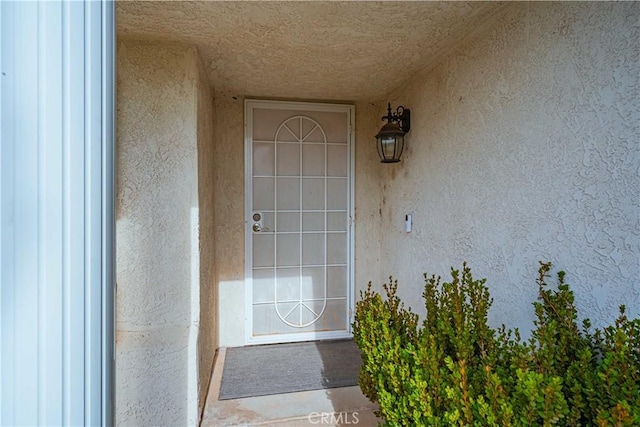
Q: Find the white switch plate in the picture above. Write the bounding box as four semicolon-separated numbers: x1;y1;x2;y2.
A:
405;214;412;233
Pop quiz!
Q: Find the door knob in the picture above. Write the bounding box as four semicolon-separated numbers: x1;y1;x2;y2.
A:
252;212;263;232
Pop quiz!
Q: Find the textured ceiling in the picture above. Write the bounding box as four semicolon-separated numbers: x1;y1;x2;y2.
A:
117;1;506;101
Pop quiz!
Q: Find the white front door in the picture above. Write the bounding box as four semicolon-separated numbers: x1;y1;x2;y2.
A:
245;100;354;344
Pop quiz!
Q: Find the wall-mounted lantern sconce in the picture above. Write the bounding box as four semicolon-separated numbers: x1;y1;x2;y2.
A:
375;103;411;163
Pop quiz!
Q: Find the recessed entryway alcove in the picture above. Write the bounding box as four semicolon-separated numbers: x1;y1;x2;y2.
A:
115;2;640;425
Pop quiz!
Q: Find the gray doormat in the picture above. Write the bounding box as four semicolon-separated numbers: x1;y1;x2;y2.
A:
219;339;362;400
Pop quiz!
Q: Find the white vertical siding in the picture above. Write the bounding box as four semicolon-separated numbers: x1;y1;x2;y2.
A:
0;1;114;425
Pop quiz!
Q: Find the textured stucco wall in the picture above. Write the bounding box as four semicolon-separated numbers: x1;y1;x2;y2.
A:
117;2;505;101
354;102;384;293
196;51;217;418
214;96;246;347
116;40;215;426
376;2;639;333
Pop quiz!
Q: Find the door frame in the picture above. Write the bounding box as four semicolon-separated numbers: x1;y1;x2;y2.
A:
0;1;115;424
243;99;355;345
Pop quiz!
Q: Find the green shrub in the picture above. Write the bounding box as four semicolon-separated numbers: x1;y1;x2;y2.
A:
352;262;639;426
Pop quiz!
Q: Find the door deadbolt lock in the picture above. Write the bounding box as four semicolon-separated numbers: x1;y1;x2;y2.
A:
252;212;263;232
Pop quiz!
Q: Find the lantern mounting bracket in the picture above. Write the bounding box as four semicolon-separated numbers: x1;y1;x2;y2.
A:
381;103;410;134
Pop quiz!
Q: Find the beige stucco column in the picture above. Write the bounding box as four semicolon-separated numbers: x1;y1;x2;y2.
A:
116;39;216;426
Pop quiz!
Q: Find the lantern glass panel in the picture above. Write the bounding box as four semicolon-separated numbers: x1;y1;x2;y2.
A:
394;134;404;159
381;136;397;159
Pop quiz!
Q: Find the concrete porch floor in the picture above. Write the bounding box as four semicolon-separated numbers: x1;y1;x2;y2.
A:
201;347;380;426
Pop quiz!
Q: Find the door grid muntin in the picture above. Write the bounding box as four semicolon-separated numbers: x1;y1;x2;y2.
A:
273;115;329;328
